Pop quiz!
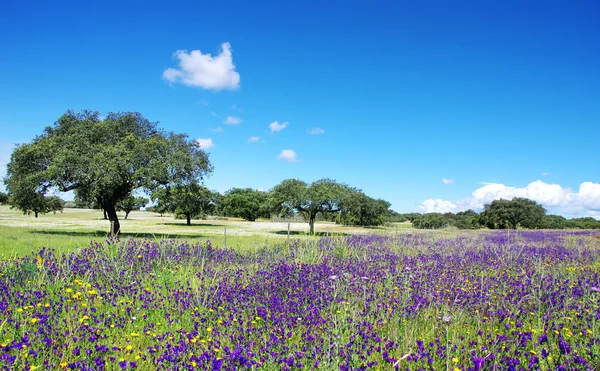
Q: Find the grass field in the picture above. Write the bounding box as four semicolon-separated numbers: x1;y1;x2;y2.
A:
0;206;413;257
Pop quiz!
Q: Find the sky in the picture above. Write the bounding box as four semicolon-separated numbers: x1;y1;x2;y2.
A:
0;0;599;217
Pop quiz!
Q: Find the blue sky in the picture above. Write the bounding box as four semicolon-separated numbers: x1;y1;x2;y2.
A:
1;0;599;216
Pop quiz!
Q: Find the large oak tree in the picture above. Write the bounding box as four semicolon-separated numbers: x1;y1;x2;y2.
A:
4;110;212;234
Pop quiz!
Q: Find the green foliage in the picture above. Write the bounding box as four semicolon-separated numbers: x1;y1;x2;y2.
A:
220;188;269;221
566;217;600;229
412;213;447;229
3;110;212;234
154;183;216;225
117;195;149;219
542;214;568;229
270;178;352;234
480;197;546;229
7;185;64;218
0;192;8;205
339;192;390;226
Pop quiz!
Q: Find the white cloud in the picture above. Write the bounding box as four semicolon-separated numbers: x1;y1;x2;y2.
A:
442;178;454;185
269;120;289;133
162;42;240;91
278;149;298;162
309;127;325;135
419;180;600;216
419;199;458;213
224;116;242;125
196;138;214;149
542;172;551;176
248;136;260;144
210;127;224;133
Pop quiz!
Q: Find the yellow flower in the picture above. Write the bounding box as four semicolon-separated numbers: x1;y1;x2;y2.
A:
60;362;67;368
30;318;39;324
130;332;140;337
206;327;212;333
126;345;133;350
192;361;197;367
66;288;73;293
452;357;459;363
87;290;97;295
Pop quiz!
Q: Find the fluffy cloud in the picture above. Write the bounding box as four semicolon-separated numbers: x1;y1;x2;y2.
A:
210;127;224;133
309;127;325;135
162;42;240;91
224;116;242;125
419;180;600;217
542;172;551;176
419;199;458;213
442;178;454;185
278;150;297;162
248;136;261;144
269;121;289;133
196;138;214;149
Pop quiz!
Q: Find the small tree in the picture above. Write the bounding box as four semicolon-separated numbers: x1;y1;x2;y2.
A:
480;198;546;229
8;185;63;218
0;192;8;205
270;178;350;234
220;188;269;221
117;195;148;219
156;183;215;225
339;192;390;226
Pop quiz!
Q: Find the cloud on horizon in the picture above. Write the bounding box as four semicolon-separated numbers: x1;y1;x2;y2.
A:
419;180;600;217
162;42;240;91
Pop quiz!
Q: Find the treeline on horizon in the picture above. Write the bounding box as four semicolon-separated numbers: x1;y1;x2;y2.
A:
2;110;599;235
3;189;598;231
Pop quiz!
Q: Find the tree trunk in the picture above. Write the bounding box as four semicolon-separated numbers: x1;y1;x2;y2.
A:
309;215;316;235
186;214;191;226
35;211;39;218
105;202;120;235
103;209;108;220
125;211;130;220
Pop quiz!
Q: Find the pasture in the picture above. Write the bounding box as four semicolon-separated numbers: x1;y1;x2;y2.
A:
0;209;599;369
0;206;412;258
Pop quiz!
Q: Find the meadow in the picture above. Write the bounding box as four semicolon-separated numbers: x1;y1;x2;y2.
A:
0;215;599;370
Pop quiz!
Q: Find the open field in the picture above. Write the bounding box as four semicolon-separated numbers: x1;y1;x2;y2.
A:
0;206;414;258
0;231;599;370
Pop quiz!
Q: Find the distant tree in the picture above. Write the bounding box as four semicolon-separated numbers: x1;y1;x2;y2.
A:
402;213;422;222
454;209;481;229
339;192;391;226
3;110;212;234
385;211;408;223
566;217;600;229
7;186;63;218
0;192;8;205
156;183;215;225
270;178;351;234
117;195;149;219
542;214;568;229
220;188;269;221
480;198;546;229
412;213;447;229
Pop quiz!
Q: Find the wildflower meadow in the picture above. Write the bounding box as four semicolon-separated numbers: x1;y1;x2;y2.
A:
1;231;599;370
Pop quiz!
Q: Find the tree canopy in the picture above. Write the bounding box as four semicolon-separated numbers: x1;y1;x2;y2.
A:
269;178;351;234
4;110;212;234
480;198;546;229
220;188;269;221
153;183;216;225
117;195;149;219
